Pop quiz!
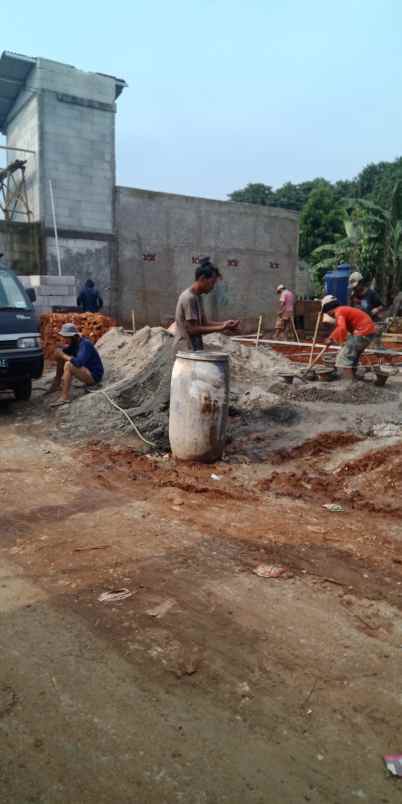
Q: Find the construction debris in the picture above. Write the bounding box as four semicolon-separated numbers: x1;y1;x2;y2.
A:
253;564;289;578
98;588;133;603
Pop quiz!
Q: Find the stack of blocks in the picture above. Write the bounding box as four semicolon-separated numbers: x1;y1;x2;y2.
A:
19;275;77;314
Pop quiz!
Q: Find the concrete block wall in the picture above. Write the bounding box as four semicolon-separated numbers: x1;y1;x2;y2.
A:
7;57;119;233
40;90;115;233
46;237;113;310
23;58;118;105
19;274;77;313
115;188;299;329
4;54;123;309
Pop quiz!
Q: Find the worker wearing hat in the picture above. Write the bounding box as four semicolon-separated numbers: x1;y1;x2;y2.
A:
348;271;384;321
274;284;295;340
48;322;104;406
321;295;377;379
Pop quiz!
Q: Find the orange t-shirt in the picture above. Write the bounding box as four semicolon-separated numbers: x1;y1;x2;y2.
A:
329;306;376;344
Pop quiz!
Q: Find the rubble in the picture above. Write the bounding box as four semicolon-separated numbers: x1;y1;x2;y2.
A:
40;312;116;360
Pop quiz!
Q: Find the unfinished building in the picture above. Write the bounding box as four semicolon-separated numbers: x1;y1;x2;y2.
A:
0;50;300;328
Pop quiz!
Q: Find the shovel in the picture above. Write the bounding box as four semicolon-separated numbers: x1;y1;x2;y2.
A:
300;344;329;379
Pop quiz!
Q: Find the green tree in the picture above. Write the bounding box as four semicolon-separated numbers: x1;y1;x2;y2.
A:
299;182;345;259
311;180;402;298
268;180;317;211
228;183;275;205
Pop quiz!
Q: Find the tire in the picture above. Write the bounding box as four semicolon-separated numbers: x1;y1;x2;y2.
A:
13;377;32;401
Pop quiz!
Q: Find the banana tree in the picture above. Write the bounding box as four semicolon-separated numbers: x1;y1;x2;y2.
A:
309;210;362;290
310;180;402;298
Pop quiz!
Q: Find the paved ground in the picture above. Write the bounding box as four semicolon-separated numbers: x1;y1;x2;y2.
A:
1;394;402;803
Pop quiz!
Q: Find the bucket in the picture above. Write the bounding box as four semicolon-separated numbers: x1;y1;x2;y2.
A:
169;351;230;462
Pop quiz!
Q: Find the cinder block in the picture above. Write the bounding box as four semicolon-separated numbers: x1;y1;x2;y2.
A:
19;275;77;289
44;285;72;296
35;294;52;304
42;275;76;286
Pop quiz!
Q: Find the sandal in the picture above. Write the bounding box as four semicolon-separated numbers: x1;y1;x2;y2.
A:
50;399;71;408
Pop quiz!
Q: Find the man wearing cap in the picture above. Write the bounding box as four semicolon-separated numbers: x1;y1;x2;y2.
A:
48;323;104;406
321;295;377;379
274;284;295;339
348;272;383;321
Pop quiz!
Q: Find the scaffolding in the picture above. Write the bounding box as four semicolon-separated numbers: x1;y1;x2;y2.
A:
0;158;32;222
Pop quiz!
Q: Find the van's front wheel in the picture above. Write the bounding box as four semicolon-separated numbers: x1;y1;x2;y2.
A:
13;377;32;401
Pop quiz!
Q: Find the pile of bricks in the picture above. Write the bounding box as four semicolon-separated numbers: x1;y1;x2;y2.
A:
19;275;77;313
40;312;115;360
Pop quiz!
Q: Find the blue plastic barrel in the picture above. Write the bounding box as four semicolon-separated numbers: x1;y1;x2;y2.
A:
324;263;351;304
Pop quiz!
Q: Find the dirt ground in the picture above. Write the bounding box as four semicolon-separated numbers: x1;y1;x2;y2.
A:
2;369;402;803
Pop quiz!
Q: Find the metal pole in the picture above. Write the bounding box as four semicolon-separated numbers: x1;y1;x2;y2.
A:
48;180;62;277
255;315;263;350
0;144;36;155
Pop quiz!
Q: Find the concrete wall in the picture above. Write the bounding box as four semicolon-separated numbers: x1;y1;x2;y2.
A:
0;220;41;275
115;188;299;329
46;234;113;309
4;56;122;311
39;80;116;233
3;53;300;328
295;259;314;299
6;58;118;232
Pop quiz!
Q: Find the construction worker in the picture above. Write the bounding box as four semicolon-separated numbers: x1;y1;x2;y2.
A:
274;284;295;339
321;294;377;380
77;279;103;313
348;271;383;321
49;322;104;406
173;258;240;352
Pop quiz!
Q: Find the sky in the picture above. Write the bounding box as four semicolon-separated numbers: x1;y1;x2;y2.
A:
2;0;402;199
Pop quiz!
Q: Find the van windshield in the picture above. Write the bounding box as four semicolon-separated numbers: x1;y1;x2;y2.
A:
0;269;30;310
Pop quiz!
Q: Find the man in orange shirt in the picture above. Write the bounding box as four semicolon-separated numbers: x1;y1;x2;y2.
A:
321;294;377;380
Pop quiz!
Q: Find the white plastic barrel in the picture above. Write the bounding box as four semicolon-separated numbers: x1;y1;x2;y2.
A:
169;351;230;462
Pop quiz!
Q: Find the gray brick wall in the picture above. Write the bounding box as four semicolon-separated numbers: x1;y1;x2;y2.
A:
46;238;112;312
5;57;119;234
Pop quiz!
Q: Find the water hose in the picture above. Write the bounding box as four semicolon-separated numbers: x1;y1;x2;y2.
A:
97;387;156;448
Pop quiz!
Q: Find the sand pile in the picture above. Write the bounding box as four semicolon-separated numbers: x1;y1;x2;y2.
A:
55;326;292;446
40;312;115;360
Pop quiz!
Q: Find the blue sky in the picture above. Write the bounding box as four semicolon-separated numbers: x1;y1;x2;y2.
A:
2;0;401;198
